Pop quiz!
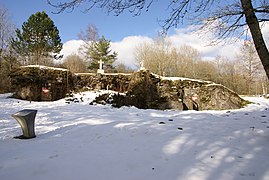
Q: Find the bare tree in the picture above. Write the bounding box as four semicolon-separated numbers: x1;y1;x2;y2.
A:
47;0;269;78
135;37;203;77
134;42;150;69
0;6;15;64
178;45;201;78
135;38;173;76
194;60;217;81
63;54;87;73
78;24;99;61
115;63;134;73
78;24;99;42
213;55;244;93
0;5;17;93
237;40;263;94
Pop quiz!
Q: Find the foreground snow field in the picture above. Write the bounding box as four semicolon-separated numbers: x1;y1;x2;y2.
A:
0;91;269;180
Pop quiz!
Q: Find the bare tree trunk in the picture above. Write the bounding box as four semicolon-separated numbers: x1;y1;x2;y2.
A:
241;0;269;79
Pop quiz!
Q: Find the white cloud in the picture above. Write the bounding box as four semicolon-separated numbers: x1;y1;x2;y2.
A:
168;28;243;60
60;39;84;59
111;36;153;68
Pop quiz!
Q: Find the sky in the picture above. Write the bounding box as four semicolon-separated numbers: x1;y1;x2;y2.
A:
1;0;170;42
1;0;269;68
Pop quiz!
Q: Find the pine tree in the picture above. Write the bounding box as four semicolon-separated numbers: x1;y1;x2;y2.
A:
88;36;117;70
11;11;62;65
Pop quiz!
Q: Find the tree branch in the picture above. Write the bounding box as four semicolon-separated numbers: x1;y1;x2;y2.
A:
47;0;154;15
47;0;269;45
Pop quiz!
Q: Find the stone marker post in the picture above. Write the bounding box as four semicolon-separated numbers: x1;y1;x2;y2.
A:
12;109;38;139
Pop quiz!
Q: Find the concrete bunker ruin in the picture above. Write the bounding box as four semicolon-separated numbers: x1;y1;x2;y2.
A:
10;66;249;110
10;65;73;101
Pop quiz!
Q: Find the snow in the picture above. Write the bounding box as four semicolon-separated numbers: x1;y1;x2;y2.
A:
21;65;68;71
75;72;132;76
160;76;211;83
0;91;269;180
152;73;214;84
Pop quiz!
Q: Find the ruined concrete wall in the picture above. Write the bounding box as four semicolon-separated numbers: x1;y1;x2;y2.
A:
10;67;248;110
74;73;132;92
10;66;73;101
156;76;247;110
110;70;248;110
76;70;248;110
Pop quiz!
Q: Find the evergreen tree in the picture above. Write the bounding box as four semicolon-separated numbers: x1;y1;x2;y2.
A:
11;11;62;65
88;36;117;70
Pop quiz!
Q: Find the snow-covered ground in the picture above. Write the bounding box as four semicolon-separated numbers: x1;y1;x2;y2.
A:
0;91;269;180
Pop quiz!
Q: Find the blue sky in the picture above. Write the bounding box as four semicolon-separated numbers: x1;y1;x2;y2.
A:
1;0;174;43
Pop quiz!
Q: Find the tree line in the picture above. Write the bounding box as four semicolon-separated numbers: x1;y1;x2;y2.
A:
135;37;268;95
